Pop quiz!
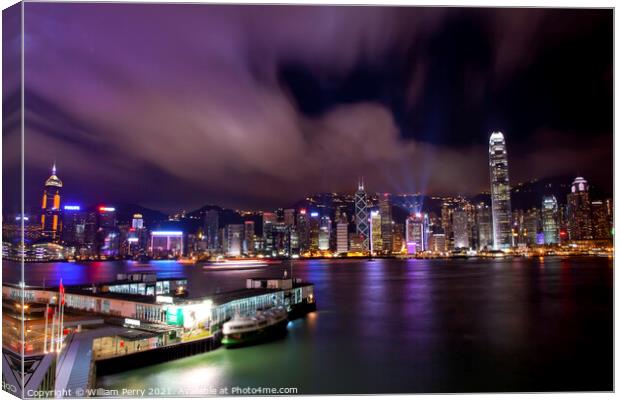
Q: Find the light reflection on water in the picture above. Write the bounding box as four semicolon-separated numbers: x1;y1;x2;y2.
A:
4;257;613;393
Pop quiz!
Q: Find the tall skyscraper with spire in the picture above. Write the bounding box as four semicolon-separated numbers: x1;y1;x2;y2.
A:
354;177;370;251
41;164;63;242
488;132;512;250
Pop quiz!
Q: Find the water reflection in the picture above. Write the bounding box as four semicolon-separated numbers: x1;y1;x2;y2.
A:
3;257;612;393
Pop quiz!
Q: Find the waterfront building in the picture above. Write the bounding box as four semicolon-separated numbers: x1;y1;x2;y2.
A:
369;210;382;254
126;228;141;257
1;276;314;383
96;206;118;256
428;233;447;253
452;208;470;249
392;223;404;254
336;223;349;254
100;231;121;257
348;233;365;253
308;212;320;252
522;209;541;246
542;196;560;245
476;203;493;250
511;209;526;246
62;205;86;246
263;220;275;254
405;213;426;253
262;212;278;253
354;178;370;251
379;194;393;253
82;211;98;255
557;204;569;243
489;131;513;249
268;222;291;255
441;202;453;246
463;202;478;250
150;231;184;258
318;216;332;251
2;215;41;246
297;209;310;252
289;227;300;254
243;221;255;254
566;177;593;240
591;200;612;240
40;164;63;242
97;206;117;230
203;210;220;251
33;242;67;261
224;225;244;257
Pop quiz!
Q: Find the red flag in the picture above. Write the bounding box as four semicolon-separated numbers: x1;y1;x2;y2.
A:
59;279;65;305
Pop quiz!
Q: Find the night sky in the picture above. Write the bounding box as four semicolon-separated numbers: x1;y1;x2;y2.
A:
2;4;613;212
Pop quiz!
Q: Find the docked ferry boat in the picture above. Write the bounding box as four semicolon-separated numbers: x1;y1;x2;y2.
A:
221;307;288;348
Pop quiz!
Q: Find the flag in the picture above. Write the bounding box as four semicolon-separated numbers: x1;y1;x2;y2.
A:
59;279;65;305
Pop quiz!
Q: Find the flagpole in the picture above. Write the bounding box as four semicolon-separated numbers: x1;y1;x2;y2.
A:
59;302;64;351
54;304;58;353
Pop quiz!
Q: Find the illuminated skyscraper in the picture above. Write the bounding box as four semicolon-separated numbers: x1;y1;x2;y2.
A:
392;223;404;254
489;131;512;249
452;208;470;249
567;177;592;240
244;221;255;254
475;203;493;250
224;224;244;257
289;227;300;254
441;202;453;241
97;206;118;256
591;200;611;240
97;206;117;230
369;210;382;254
405;213;427;254
379;194;393;253
297;209;309;252
542;196;559;244
41;164;63;242
336;222;349;254
62;205;86;246
523;208;541;245
203;210;219;251
262;212;278;253
150;231;184;258
308;212;320;252
428;233;446;253
318;216;331;251
354;178;370;251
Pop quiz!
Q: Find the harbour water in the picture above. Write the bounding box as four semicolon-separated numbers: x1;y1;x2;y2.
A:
3;257;613;393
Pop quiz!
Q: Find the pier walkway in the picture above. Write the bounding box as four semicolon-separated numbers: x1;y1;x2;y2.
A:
54;326;127;397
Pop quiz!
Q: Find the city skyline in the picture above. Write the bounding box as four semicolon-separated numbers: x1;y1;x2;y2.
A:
10;157;614;218
6;131;612;263
2;5;612;211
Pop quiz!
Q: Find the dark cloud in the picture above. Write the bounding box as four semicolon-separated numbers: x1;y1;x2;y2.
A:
3;4;612;212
